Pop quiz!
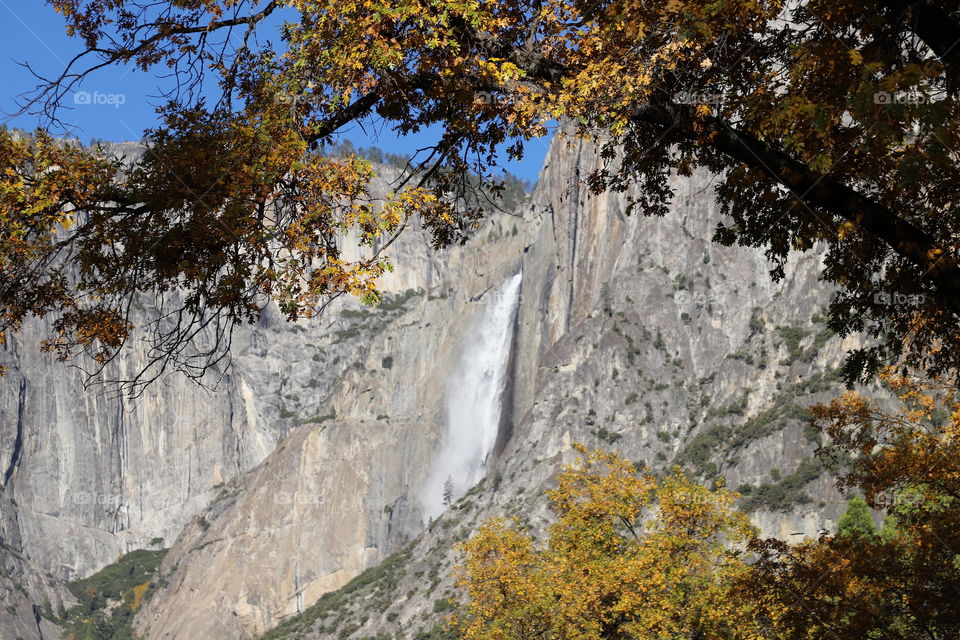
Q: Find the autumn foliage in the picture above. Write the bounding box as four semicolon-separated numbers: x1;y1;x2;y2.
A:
455;446;767;640
458;380;960;640
0;122;453;389
2;0;960;387
2;1;960;636
742;373;960;640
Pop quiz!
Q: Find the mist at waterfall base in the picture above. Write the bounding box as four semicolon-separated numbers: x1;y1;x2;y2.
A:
420;273;523;522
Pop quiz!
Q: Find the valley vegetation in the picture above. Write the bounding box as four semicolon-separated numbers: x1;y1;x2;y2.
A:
458;380;960;640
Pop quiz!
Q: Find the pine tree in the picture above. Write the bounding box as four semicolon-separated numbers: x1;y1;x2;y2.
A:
879;513;900;542
442;477;455;508
836;496;878;539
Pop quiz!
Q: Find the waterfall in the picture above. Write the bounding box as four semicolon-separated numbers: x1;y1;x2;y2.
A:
421;272;523;521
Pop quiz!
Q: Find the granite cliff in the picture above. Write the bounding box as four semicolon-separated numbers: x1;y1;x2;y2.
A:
0;134;863;639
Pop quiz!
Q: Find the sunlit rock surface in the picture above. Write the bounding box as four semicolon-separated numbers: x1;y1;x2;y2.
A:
0;135;864;639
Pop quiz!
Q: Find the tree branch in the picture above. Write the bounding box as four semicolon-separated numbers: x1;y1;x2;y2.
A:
470;30;960;316
625;102;960;315
889;1;960;90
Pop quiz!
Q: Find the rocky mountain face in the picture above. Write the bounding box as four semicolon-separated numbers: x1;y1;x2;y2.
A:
0;134;863;639
243;135;864;640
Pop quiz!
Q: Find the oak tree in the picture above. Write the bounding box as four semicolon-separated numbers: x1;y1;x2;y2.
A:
744;372;960;640
6;0;960;387
455;446;768;640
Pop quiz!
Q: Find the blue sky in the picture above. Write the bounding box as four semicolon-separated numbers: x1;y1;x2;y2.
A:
0;1;550;183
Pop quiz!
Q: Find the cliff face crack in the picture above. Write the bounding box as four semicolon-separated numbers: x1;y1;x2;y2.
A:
566;148;583;333
4;378;26;488
113;395;128;533
227;376;242;475
494;279;523;459
32;602;44;639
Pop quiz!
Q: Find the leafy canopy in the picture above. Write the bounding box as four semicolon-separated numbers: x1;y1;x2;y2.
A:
6;0;960;387
458;383;960;640
744;372;960;640
455;446;767;640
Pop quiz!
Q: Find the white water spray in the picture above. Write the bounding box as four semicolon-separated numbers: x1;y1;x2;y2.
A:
421;272;523;521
